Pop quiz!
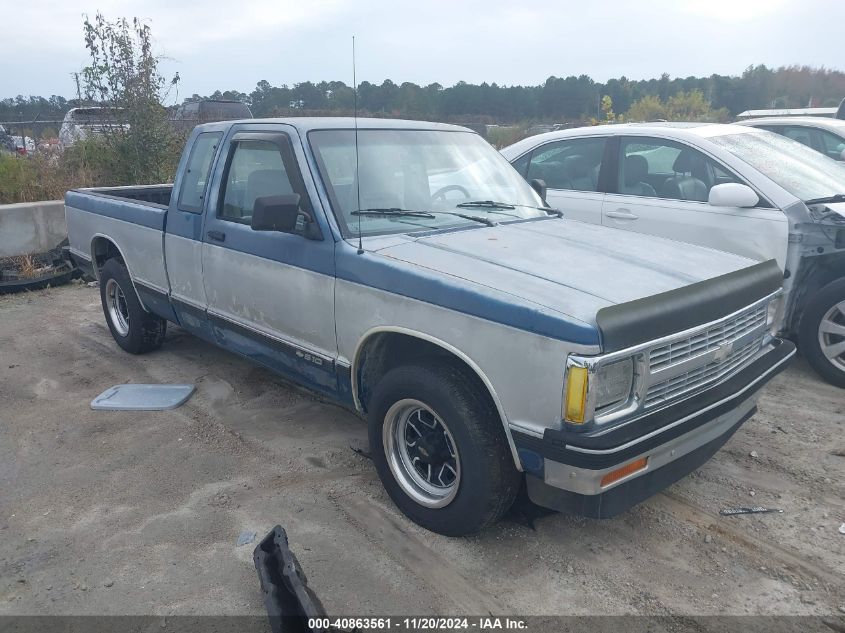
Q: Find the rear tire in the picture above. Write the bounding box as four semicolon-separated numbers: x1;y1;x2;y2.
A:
799;278;845;388
99;258;166;355
367;362;520;536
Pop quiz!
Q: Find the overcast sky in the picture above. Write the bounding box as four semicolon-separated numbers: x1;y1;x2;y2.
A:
3;0;843;99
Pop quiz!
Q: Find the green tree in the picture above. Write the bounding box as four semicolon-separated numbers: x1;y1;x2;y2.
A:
665;90;727;121
626;90;729;122
626;94;666;121
76;13;181;184
601;95;615;122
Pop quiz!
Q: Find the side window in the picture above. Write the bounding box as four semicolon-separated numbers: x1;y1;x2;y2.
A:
779;126;815;149
177;132;222;213
815;129;845;160
525;138;606;192
218;137;308;224
618;137;740;203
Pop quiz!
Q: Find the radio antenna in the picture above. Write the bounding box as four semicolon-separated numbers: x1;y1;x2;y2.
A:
353;36;363;255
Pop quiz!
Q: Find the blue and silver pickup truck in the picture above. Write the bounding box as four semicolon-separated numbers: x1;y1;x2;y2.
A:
66;118;795;535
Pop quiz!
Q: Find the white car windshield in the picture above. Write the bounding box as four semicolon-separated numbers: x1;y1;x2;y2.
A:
309;129;546;236
708;131;845;202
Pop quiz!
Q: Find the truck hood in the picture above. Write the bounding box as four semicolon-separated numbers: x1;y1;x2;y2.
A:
374;218;760;327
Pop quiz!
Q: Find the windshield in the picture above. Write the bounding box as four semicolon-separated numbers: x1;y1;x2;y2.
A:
309;129;545;236
708;130;845;202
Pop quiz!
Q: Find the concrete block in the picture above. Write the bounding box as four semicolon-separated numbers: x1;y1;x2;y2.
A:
0;200;67;257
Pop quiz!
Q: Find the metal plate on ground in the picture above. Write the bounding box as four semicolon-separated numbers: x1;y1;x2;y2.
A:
90;384;196;411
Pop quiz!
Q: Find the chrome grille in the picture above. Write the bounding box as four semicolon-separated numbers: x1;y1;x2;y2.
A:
648;304;767;371
645;339;761;408
642;301;769;409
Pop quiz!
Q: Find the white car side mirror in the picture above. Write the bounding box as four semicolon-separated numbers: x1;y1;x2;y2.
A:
708;183;759;208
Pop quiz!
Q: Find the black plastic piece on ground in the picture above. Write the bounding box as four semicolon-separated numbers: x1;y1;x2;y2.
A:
253;525;327;633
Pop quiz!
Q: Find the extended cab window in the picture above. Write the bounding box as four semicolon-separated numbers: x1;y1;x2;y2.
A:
177;132;222;213
617;137;740;202
218;137;306;225
525;138;606;192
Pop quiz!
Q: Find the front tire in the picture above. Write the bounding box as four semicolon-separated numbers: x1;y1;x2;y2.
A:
99;258;166;355
799;278;845;388
368;363;520;536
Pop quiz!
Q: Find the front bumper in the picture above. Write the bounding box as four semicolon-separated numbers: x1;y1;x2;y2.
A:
513;338;796;518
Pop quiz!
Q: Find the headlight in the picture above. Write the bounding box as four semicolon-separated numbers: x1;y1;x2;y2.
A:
595;359;634;410
564;357;634;425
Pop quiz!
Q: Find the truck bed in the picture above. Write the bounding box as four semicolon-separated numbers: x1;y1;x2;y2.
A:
65;184;172;297
77;184;173;207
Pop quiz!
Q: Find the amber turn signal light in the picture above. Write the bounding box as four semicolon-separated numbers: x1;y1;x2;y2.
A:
600;457;648;488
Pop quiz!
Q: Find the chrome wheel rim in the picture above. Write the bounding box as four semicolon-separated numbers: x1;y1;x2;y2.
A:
383;399;460;509
105;278;130;337
818;300;845;372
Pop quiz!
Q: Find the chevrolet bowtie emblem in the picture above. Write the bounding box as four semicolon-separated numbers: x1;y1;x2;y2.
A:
713;342;733;362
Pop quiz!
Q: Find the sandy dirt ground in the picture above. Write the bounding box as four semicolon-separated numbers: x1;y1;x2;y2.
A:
1;284;844;624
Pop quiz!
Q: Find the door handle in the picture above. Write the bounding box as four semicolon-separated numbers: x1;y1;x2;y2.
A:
606;210;639;220
207;230;226;242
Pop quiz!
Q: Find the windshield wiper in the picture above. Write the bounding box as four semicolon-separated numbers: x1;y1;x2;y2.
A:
457;200;563;220
456;200;516;210
804;194;845;206
351;208;435;218
437;211;497;226
351;207;496;227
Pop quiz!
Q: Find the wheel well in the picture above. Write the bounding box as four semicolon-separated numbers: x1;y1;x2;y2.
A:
788;253;845;334
354;331;521;470
91;236;124;272
355;332;497;417
89;236;147;310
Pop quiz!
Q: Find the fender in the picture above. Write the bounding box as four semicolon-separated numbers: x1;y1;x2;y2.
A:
88;233;150;312
351;325;523;471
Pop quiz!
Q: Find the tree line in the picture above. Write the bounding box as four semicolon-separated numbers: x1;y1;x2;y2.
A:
3;64;845;126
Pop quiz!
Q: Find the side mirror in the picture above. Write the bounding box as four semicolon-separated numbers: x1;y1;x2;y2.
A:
530;178;548;203
708;183;759;208
251;194;304;233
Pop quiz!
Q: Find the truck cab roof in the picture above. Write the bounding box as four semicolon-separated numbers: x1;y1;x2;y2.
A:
193;117;473;135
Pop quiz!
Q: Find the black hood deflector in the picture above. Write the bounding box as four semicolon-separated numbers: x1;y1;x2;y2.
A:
596;259;783;353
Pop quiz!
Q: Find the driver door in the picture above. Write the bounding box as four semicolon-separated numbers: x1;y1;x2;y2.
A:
201;128;339;393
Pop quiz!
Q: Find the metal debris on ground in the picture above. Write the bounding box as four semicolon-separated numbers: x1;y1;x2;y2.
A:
839;523;845;535
90;384;196;411
237;531;257;546
349;442;371;460
720;507;784;516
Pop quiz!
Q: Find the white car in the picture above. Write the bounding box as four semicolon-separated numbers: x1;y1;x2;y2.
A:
59;107;127;149
735;116;845;162
502;123;845;387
